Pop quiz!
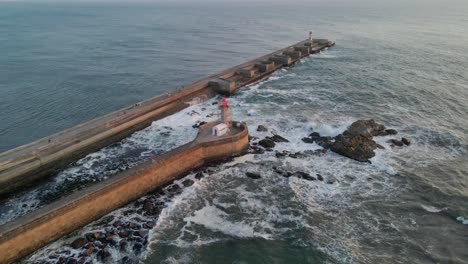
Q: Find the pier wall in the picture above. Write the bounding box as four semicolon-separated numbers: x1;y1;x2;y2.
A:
0;38;335;196
0;123;249;264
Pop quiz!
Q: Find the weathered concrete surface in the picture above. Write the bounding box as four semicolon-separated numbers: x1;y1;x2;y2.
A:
0;122;249;264
0;38;335;197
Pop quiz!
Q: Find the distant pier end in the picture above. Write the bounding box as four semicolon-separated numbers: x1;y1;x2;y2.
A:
0;38;335;196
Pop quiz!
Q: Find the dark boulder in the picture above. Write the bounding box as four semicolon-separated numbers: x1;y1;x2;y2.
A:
133;243;143;253
195;172;204;180
257;125;268;132
376;128;398;136
259;138;275;149
192;121;207;129
301;137;315;143
302;132;332;149
387;139;404;147
96;250;111;262
331;134;378;162
70;237;88;249
182;179;194;187
401;137;411;145
143;201;155;214
270;134;289;143
294;172;316;181
344;119;385;137
316;174;324;181
249;145;265;154
245;172;261;179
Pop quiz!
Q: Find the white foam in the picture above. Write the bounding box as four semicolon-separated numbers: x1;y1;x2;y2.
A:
183;204;272;239
421;204;443;213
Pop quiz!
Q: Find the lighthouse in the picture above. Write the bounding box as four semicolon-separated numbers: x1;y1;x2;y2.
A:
212;97;232;137
219;97;232;126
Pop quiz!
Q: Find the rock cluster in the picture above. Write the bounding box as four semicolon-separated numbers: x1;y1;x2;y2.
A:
302;119;410;162
38;168;214;264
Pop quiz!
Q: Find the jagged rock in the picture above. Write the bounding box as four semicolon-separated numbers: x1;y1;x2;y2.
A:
66;258;78;264
112;220;122;228
376;129;398;136
402;137;411;145
257;125;268;132
70;237;88;249
270;134;289;143
121;256;132;264
134;230;148;238
275;151;288;158
195;172;204;180
316;174;324;181
96;250;111;262
302;132;332;148
344;119;385;137
143;201;155;214
331;134;378;162
182;179;194;187
145;221;156;228
387;139;404;147
82;247;94;257
294;172;316;181
249;145;265;154
166;184;181;194
289;152;307;159
245;172;261;179
119;230;130;238
192;121;207;128
133;243;143;253
326;177;336;184
259;138;275;148
273;167;284;175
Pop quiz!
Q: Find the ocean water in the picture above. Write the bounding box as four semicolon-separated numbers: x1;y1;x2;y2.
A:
1;0;468;263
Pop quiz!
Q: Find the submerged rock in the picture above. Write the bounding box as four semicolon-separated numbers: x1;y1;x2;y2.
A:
245;172;261;179
401;137;411;145
70;237;88;249
387;139;404;147
294;171;316;181
316;174;324;181
257;125;268;132
259;138;275;149
270;134;289;143
376;128;398;136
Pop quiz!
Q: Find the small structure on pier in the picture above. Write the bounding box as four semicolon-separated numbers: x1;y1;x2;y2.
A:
212;97;232;137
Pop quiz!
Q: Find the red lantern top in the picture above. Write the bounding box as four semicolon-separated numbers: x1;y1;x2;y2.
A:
220;97;229;108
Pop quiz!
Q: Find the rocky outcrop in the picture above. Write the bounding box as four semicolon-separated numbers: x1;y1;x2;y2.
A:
331;133;379;162
259;138;275;149
302;119;408;162
245;172;261;179
257;125;268;132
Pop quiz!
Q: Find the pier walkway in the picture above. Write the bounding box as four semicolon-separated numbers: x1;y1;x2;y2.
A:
0;38;335;196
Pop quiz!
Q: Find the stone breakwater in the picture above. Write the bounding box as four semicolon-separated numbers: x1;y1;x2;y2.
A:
24;119;410;264
0;38;334;197
0;122;249;264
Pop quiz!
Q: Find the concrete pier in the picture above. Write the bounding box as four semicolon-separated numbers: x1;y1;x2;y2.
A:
0;122;249;264
0;38;335;197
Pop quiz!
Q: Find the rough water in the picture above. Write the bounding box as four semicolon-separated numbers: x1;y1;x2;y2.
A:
1;1;468;263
